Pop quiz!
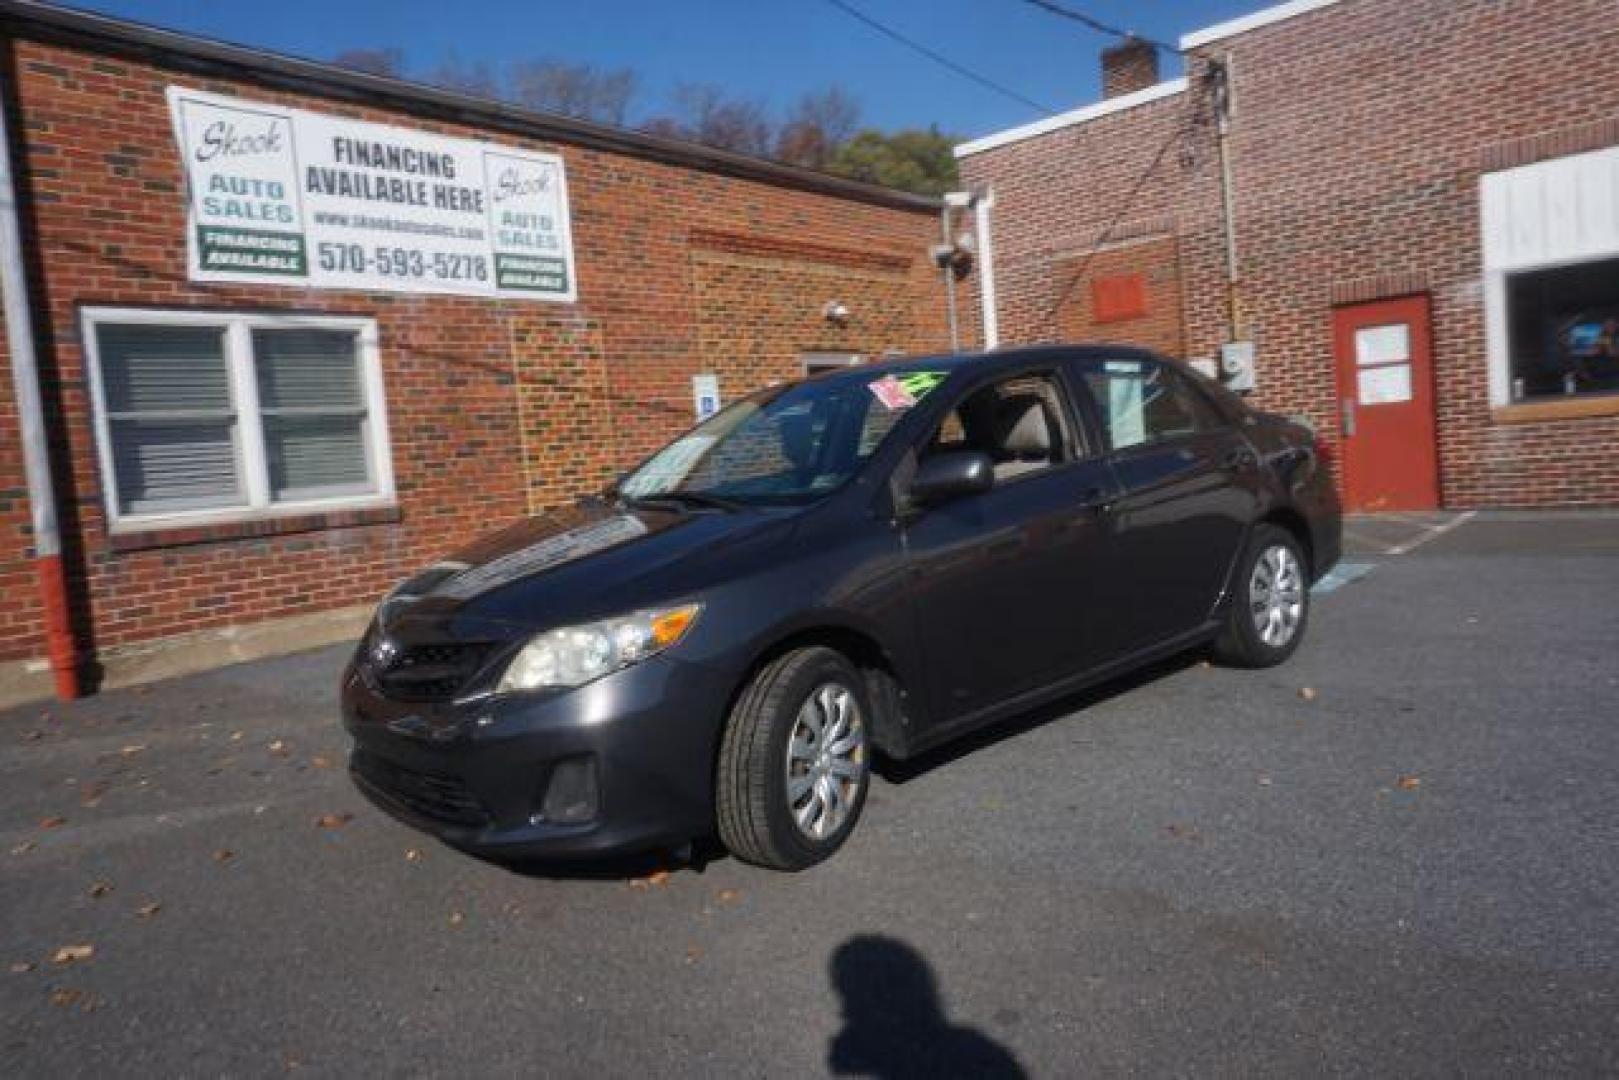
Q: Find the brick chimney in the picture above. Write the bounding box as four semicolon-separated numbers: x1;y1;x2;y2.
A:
1101;37;1159;98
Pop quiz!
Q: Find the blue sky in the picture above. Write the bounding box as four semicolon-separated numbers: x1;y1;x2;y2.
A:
71;0;1261;139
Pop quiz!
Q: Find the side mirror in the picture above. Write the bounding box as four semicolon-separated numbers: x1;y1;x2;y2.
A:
909;451;994;506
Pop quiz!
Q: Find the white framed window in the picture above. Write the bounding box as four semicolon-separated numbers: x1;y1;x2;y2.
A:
1481;146;1619;407
80;308;395;533
801;352;863;377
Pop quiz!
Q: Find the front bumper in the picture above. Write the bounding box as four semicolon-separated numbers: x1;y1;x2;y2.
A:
341;653;734;859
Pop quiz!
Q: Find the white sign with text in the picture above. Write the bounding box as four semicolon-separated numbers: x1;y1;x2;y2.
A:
167;86;577;301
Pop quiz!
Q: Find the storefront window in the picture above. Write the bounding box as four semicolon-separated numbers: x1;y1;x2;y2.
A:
82;309;393;530
1505;255;1619;401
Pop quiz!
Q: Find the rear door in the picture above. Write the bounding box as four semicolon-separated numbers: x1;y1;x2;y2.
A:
1073;357;1256;656
901;367;1121;726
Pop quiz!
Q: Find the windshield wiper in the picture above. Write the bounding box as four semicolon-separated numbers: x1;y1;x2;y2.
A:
620;490;745;513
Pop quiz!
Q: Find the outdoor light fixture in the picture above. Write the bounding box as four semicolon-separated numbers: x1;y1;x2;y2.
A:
823;300;851;324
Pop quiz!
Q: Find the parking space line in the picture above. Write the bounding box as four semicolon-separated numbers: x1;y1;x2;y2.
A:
1313;561;1375;593
1385;510;1477;555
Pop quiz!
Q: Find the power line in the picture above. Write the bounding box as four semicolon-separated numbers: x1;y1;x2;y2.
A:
819;0;1056;116
1015;0;1185;55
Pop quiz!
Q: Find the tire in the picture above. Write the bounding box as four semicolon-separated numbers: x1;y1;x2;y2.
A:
1214;524;1310;668
716;647;873;871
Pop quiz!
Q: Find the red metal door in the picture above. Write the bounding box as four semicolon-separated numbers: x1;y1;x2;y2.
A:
1331;295;1439;511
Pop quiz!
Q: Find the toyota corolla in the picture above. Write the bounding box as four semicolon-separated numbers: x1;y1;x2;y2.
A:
342;345;1340;871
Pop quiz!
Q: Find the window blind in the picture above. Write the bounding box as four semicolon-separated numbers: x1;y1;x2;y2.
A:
252;328;372;500
96;324;244;514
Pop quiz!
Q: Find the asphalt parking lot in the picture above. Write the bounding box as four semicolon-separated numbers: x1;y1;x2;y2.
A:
3;512;1618;1076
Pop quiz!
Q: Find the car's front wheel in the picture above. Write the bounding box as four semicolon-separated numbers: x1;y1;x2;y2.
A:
716;647;872;871
1215;523;1310;668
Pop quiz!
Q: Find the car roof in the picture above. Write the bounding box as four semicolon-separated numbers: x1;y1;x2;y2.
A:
810;343;1167;385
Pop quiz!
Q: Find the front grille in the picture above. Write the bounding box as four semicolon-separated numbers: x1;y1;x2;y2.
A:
352;751;491;827
363;640;491;702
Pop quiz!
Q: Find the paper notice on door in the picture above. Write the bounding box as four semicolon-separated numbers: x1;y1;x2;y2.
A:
1357;363;1412;405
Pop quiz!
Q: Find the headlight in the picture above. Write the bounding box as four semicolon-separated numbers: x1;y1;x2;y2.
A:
497;603;701;693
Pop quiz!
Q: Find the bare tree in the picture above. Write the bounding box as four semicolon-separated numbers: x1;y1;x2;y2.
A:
663;83;774;157
426;54;500;99
332;47;406;78
508;60;637;126
638;116;686;141
775;87;861;169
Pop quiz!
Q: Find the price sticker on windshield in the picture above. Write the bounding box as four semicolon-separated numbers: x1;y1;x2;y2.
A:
867;371;947;411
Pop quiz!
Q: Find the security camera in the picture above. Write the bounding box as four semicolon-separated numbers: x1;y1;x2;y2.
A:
822;300;850;324
929;243;956;268
943;190;974;209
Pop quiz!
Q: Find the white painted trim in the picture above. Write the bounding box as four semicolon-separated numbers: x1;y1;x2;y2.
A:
954;78;1189;158
79;307;396;533
1179;0;1342;50
801;352;864;376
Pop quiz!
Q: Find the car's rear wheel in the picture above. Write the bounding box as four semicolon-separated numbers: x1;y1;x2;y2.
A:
1214;524;1309;668
716;647;871;871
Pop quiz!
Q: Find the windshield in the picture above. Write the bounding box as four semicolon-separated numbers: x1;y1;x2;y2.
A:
619;370;950;505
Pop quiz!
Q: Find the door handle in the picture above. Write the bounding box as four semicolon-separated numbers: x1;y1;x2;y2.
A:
1077;486;1114;514
1341;399;1357;438
1221;447;1257;471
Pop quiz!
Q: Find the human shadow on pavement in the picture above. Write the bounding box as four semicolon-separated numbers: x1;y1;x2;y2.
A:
827;934;1026;1079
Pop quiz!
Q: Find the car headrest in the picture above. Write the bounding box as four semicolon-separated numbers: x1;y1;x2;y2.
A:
992;394;1053;458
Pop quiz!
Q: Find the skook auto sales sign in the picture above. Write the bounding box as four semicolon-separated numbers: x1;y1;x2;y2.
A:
166;87;578;300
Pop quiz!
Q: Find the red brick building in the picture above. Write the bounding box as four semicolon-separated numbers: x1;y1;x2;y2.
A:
0;2;965;703
958;0;1619;513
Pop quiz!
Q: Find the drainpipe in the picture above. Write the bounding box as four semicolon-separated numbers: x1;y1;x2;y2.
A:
939;200;961;351
1211;55;1243;342
0;67;80;699
972;189;1000;349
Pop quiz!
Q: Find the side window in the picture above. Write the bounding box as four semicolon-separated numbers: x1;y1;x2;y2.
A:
1083;360;1216;451
924;371;1080;482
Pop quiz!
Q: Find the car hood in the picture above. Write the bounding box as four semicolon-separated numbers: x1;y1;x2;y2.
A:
376;500;799;637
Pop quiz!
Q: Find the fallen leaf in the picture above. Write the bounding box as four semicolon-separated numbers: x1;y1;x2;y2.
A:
628;869;672;891
88;881;113;899
11;841;36;856
1257;775;1274;787
51;945;94;965
315;812;353;829
1298;686;1318;702
213;849;235;863
39;816;67;830
1397;775;1421;790
685;946;701;964
717;889;740;904
134;902;161;919
448;911;465;927
404;849;423;863
120;744;147;756
310;755;332;769
10;961;35;974
23;730;44;742
49;986;99;1011
229;731;244;742
268;740;289;756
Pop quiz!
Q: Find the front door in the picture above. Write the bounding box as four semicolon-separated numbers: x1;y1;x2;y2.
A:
1331;295;1439;511
902;369;1120;726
